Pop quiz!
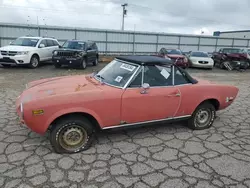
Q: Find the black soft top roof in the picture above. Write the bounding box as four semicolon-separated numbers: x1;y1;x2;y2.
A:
116;55;173;66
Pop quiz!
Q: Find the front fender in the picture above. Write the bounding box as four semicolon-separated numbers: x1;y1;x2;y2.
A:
45;107;104;130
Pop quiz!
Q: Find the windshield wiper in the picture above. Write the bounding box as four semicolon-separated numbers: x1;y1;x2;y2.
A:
95;74;105;84
96;74;105;80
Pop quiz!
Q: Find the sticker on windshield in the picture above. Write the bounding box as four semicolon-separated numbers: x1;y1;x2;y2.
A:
160;69;170;79
120;63;136;72
115;76;123;83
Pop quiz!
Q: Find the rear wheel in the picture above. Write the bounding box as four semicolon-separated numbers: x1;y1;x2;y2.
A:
188;102;216;130
50;116;94;153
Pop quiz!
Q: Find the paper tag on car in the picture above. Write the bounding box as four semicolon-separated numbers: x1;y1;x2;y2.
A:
115;76;123;83
120;63;136;72
160;69;170;79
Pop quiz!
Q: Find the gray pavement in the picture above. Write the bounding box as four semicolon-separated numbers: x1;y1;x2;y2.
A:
0;63;250;188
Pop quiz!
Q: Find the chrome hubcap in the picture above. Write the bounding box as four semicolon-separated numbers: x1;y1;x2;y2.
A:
32;58;38;67
195;109;211;127
59;126;87;151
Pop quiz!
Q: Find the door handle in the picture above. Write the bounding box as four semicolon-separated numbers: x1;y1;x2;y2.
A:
167;92;180;97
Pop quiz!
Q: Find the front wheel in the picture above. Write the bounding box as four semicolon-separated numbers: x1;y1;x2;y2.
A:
50;116;94;154
188;102;216;130
93;57;99;66
81;58;87;69
29;56;40;69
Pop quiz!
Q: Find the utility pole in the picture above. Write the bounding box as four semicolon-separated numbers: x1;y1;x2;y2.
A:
121;3;128;31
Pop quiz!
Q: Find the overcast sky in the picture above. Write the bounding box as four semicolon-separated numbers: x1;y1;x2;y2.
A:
0;0;250;35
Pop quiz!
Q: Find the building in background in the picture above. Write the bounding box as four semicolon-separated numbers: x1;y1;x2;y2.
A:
214;30;250;39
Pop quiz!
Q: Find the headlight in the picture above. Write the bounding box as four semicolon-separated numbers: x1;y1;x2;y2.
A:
17;51;29;55
53;51;58;55
184;57;188;63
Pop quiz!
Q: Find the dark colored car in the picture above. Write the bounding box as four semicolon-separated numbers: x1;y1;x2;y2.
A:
52;40;99;69
212;48;250;70
157;48;189;68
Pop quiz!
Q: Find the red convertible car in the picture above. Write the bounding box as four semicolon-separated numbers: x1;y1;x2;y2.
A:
16;55;239;153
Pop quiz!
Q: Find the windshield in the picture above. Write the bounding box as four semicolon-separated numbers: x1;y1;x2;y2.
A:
94;60;139;88
10;38;39;47
191;52;209;57
166;49;182;55
63;41;85;50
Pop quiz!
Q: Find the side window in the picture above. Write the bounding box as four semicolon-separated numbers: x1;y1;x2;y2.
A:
39;40;47;47
52;40;59;46
46;40;54;47
174;67;190;85
87;43;92;50
128;69;142;88
143;65;172;87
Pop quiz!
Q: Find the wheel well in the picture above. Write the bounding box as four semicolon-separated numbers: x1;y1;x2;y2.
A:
200;99;220;111
32;53;40;61
48;112;101;132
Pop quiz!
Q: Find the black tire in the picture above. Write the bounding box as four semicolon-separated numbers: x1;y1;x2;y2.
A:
188;102;216;130
54;63;61;68
81;58;87;69
93;56;99;66
49;116;94;154
29;55;40;69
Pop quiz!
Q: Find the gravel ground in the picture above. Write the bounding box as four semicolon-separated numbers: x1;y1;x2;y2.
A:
0;63;250;188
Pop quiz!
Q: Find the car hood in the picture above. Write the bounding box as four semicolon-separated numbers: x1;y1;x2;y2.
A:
167;54;185;59
57;48;84;52
22;75;101;102
0;45;36;51
190;57;213;61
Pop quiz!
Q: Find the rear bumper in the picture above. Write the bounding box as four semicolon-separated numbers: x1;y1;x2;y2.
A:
52;56;82;66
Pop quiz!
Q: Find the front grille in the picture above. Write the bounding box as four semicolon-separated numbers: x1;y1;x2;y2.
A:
57;51;75;57
198;61;209;64
0;51;18;56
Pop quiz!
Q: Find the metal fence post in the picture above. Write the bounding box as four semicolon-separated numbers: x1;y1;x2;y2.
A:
156;34;159;53
0;37;1;47
232;38;235;47
105;31;108;55
74;29;77;40
133;32;135;55
215;37;218;51
197;37;201;51
178;36;181;49
247;39;250;48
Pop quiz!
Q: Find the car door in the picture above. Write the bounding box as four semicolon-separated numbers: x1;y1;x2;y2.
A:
46;39;56;60
121;64;181;124
37;39;48;61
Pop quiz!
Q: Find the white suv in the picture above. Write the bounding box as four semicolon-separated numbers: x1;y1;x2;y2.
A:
0;36;60;68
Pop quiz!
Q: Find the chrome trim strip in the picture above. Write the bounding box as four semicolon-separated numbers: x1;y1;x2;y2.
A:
102;115;191;130
122;65;141;90
172;65;175;85
20;102;24;120
141;65;144;86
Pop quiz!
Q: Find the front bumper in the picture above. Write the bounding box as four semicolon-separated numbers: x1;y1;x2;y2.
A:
52;56;82;66
191;62;214;68
0;55;30;65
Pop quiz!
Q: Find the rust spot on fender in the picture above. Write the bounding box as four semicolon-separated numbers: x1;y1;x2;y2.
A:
75;84;87;91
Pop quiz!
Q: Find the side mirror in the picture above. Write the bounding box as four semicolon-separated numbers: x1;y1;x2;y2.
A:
9;41;12;45
39;44;45;48
141;83;150;94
